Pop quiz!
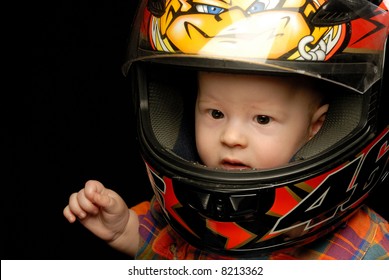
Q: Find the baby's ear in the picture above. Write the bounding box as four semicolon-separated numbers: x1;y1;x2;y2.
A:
309;104;329;139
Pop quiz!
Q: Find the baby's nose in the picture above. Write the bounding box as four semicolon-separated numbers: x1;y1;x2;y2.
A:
220;123;248;148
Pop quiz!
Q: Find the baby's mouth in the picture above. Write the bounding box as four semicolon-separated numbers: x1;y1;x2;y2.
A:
221;159;250;170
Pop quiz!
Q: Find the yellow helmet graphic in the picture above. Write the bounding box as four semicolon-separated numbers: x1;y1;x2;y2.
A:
146;0;345;61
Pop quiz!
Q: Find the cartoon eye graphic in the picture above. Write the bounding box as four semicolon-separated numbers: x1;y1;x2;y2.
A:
247;0;278;15
196;4;225;15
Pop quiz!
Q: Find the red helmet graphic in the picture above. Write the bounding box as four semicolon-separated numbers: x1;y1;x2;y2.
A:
123;0;389;256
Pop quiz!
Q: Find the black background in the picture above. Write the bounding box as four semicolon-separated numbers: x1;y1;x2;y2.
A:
6;1;152;259
4;1;389;260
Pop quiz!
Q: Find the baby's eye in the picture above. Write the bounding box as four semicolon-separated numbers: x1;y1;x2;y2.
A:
210;109;224;119
256;115;271;124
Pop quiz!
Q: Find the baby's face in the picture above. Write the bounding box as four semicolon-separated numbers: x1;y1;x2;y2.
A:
195;72;324;170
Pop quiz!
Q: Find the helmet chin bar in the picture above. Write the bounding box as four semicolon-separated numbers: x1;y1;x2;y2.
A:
141;125;389;256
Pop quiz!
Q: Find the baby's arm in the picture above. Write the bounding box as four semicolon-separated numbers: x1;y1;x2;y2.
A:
63;180;139;257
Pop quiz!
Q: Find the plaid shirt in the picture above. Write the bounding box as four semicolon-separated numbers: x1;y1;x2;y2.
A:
132;198;389;260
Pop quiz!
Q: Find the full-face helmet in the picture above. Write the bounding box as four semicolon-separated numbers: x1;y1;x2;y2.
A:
123;0;389;256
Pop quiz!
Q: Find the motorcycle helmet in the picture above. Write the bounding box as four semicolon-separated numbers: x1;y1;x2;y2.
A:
123;0;389;256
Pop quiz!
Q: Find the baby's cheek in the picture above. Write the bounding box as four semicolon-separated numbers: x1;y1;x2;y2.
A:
198;141;217;167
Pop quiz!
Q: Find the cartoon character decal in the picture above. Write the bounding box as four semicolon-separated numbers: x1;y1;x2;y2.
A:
141;0;387;61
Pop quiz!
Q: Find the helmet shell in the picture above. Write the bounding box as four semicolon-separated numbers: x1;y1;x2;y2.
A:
124;0;389;256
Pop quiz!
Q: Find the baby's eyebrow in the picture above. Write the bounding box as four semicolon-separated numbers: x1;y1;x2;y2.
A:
197;98;219;106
